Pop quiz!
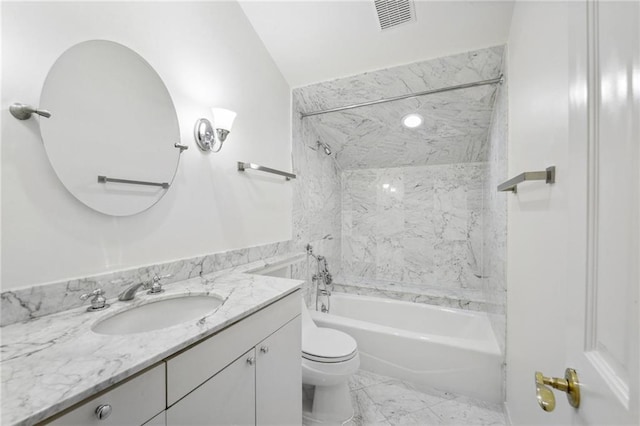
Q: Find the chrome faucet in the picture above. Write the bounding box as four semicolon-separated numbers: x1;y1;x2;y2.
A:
307;244;333;313
118;274;170;301
118;282;150;301
80;288;110;311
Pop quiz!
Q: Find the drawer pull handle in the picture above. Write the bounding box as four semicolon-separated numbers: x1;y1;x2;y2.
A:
246;356;255;366
95;404;112;420
260;345;269;354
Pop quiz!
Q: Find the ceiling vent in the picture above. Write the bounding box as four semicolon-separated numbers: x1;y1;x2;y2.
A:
374;0;416;31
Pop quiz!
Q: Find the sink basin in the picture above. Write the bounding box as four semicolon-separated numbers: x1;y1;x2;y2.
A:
92;295;223;335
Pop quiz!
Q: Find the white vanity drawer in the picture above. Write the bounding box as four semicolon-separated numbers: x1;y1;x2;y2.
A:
166;290;300;406
46;363;165;426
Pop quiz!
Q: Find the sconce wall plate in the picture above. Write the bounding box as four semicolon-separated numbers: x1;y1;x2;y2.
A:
193;108;236;153
194;118;221;152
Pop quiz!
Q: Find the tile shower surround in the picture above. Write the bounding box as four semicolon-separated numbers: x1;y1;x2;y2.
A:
291;94;343;305
341;162;485;293
291;46;507;315
331;278;499;314
293;46;504;171
482;72;508;355
0;240;293;326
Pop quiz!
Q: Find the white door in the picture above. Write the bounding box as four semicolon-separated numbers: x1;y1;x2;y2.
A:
567;0;639;424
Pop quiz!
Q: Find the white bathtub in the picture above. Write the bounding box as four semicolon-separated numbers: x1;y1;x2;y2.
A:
310;292;503;403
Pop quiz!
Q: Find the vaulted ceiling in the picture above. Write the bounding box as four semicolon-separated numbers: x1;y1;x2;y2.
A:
239;0;513;87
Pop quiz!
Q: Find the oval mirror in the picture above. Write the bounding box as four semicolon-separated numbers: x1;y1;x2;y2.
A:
39;40;181;216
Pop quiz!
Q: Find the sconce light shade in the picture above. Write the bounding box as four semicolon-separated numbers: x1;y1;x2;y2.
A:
194;108;237;153
211;108;237;132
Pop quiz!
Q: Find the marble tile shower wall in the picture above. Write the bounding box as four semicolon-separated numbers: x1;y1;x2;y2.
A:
341;163;485;293
294;46;504;171
290;46;508;310
481;67;508;354
290;96;343;305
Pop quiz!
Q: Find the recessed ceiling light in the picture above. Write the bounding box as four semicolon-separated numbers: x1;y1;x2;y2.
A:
402;113;423;128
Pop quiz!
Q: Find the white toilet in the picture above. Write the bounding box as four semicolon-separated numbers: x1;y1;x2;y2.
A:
301;300;360;424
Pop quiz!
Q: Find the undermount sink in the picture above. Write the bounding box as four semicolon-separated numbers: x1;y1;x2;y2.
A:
92;295;223;335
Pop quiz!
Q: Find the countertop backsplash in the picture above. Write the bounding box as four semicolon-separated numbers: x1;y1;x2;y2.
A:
0;240;295;327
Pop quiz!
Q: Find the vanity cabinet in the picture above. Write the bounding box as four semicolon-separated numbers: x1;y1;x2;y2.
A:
40;290;301;426
47;364;165;426
166;318;301;425
166;291;301;425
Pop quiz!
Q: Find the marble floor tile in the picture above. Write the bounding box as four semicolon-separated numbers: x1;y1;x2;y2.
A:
385;407;444;425
399;382;457;402
351;388;390;425
363;379;451;419
428;397;505;425
349;369;393;391
304;370;505;426
344;418;391;426
447;395;504;413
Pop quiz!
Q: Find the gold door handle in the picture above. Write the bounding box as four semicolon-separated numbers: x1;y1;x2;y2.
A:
535;368;580;412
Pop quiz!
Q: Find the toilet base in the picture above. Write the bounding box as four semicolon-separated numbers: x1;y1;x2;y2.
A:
302;382;354;424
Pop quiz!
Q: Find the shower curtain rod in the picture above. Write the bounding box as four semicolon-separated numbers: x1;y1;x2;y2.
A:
299;74;504;118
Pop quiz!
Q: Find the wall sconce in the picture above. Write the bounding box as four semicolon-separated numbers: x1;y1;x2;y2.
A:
194;108;237;152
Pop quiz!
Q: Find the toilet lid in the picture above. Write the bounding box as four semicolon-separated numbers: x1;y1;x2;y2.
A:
302;327;358;362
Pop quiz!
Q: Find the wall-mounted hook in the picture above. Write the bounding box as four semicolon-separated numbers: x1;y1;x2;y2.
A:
10;103;51;120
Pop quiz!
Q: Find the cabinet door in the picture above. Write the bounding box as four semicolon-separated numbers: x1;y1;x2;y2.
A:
166;290;300;406
256;317;301;426
166;349;256;426
48;364;165;426
142;411;165;426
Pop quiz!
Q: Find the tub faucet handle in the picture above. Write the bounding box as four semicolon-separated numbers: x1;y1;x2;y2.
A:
325;272;333;287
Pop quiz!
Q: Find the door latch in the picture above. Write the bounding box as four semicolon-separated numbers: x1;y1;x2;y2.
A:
535;368;580;412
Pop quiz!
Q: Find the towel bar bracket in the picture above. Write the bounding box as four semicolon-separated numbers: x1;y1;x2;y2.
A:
498;166;555;193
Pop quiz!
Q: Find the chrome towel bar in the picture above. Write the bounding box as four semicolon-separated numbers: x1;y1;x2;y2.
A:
498;166;555;193
97;175;170;189
237;162;296;180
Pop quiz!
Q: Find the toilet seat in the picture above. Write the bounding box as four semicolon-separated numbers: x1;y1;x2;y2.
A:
302;327;358;363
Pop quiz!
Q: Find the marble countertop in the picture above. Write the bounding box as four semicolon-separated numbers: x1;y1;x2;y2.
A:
0;256;304;426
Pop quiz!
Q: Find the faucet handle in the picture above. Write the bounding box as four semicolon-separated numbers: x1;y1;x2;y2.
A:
80;289;110;312
148;274;171;294
325;272;333;287
153;274;172;281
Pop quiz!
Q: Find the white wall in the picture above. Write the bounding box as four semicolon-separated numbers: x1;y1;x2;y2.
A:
505;1;571;424
1;1;292;290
